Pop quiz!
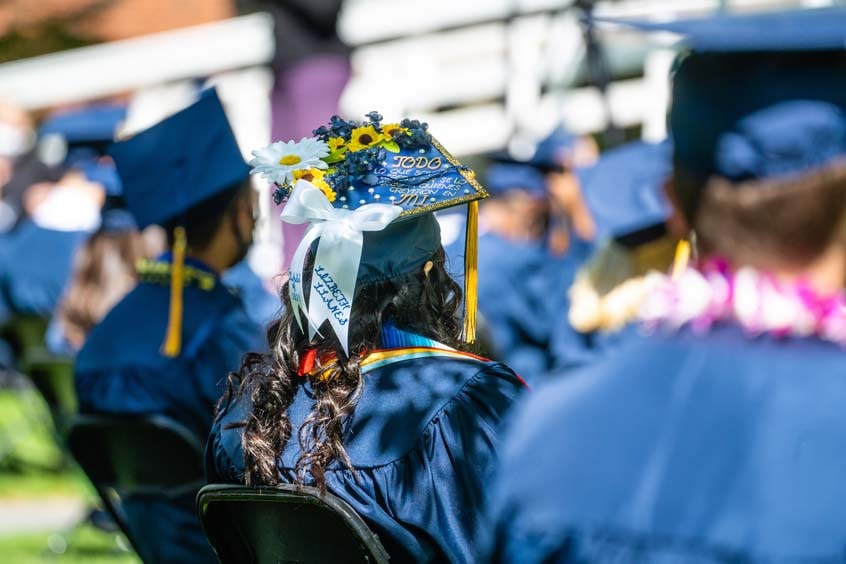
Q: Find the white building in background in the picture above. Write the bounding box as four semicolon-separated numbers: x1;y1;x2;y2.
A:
0;0;838;258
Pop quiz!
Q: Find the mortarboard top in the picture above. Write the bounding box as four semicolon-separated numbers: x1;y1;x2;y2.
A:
601;7;846;53
40;103;126;145
485;163;547;197
583;140;672;241
109;89;250;229
601;8;846;217
250;112;487;350
530;125;576;171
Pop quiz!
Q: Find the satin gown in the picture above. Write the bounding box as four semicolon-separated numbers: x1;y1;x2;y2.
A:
75;255;264;564
487;323;846;563
208;328;526;563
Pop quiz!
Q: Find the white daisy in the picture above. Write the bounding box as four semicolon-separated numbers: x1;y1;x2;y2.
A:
249;137;330;185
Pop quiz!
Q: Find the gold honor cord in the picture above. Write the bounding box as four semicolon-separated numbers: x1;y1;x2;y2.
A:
161;226;187;357
462;200;479;344
671;239;692;280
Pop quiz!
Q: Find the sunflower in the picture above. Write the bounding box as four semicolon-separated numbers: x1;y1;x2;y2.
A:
293;168;336;202
347;125;386;152
381;123;409;138
249;137;329;185
327;137;346;151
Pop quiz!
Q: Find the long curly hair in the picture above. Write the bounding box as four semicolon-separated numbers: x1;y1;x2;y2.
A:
228;246;463;488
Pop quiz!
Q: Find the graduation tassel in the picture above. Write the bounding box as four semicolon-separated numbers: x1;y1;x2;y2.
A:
161;226;187;357
671;239;691;280
462;200;479;344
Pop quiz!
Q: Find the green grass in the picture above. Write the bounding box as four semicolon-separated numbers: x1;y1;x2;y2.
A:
0;525;140;563
0;389;139;562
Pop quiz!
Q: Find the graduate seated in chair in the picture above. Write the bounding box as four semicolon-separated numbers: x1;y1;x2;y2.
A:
74;90;265;564
487;8;846;563
208;113;526;563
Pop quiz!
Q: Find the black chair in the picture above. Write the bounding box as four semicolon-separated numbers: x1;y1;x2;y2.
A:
66;414;206;556
198;484;391;564
24;348;76;440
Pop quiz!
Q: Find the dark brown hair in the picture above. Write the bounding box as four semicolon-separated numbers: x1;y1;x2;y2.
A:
674;160;846;269
227;246;463;489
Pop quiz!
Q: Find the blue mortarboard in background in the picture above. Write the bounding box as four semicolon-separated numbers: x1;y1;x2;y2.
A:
75;158;137;233
604;8;846;218
109;89;250;229
530;125;576;171
40;103;127;145
582;140;672;240
485;163;547;197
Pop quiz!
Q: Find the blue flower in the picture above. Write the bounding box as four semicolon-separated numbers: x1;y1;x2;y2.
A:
365;111;383;128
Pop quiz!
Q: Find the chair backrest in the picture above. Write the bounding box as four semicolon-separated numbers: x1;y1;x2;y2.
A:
67;414;205;498
198;484;391;564
25;349;77;434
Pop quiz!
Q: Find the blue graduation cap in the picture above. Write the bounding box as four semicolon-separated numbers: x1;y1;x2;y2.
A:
530;125;576;171
583;140;672;241
40;103;126;149
109;89;250;229
485;163;547;197
250;112;487;352
109;89;249;357
603;8;846;219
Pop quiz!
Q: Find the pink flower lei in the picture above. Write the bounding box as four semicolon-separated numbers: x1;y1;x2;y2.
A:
638;258;846;344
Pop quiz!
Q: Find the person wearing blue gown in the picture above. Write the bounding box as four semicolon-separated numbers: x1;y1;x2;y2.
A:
207;112;525;563
472;163;553;383
486;7;846;563
74;90;264;564
549;140;676;371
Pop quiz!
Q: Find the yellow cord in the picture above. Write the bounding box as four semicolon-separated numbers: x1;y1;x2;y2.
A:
161;226;187;357
462;201;479;344
671;239;691;280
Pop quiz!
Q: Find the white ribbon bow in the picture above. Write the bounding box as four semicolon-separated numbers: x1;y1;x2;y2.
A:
280;180;402;354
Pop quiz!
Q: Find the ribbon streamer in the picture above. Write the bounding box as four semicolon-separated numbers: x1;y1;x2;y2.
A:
280;180;402;355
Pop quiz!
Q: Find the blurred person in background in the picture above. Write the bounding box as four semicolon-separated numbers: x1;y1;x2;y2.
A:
0;101;61;233
473;163;553;383
236;0;349;270
549;140;676;371
487;9;846;562
46;158;163;356
0;104;127;325
74;90;264;564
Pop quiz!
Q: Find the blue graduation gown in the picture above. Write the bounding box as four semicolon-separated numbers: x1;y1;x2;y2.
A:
487;323;846;563
0;220;89;318
208;345;525;563
221;259;279;328
75;256;264;564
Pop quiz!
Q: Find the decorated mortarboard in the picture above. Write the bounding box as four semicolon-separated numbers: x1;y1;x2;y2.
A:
109;88;250;357
602;8;846;219
582;140;672;241
485;163;547;197
249;112;487;354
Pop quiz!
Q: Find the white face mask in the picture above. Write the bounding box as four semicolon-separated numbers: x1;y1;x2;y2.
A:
0;122;33;158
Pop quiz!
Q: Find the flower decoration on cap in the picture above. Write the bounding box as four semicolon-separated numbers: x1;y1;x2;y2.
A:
251;111;434;206
249;137;329;186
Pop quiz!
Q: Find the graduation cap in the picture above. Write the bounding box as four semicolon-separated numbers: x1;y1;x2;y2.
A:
489;125;577;172
39;103;127;160
485;163;547;197
602;7;846;219
249;112;487;354
109;89;250;357
582;140;672;246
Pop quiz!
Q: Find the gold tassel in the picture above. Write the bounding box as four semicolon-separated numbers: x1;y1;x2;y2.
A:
161;226;187;357
462;201;479;344
671;239;691;280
